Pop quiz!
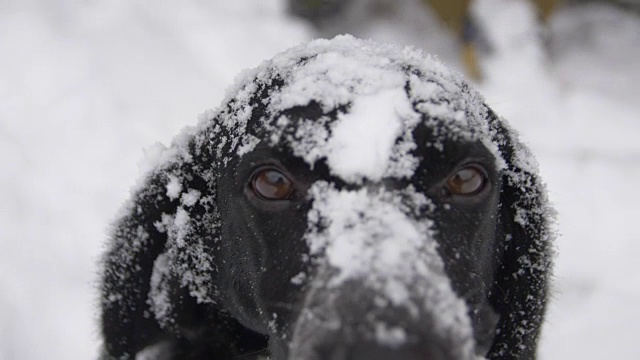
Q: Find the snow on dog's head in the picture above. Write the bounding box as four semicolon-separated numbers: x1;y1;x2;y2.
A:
226;35;499;180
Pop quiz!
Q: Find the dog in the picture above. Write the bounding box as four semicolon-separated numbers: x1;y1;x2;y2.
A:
99;35;554;359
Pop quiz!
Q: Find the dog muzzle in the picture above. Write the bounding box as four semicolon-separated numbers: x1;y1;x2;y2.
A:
287;182;478;360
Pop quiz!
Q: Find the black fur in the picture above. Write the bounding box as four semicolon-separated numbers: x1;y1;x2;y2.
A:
100;38;553;360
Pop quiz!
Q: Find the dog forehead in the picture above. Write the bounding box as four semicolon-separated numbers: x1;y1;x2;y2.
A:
259;36;491;125
200;36;506;182
270;87;419;183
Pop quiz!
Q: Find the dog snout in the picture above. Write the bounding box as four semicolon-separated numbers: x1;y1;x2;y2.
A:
290;185;478;360
291;311;470;360
288;279;477;360
313;339;448;360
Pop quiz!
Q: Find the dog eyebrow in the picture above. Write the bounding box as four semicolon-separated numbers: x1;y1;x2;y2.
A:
235;142;319;185
239;144;278;166
239;143;298;169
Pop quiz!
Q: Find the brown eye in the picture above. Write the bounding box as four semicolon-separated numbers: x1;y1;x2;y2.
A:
445;165;487;196
251;168;294;200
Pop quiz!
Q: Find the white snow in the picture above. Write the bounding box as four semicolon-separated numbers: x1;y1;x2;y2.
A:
305;183;435;289
375;323;408;348
148;253;173;328
325;89;407;183
180;189;201;207
1;0;639;359
165;175;182;200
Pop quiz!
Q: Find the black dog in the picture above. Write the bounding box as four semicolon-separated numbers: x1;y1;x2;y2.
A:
100;36;554;360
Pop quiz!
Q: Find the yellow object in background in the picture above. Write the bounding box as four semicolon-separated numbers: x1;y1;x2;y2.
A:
424;0;471;35
535;0;561;22
462;41;482;81
424;0;561;80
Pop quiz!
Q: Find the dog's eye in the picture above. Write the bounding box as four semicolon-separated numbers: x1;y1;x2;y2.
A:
444;165;486;196
251;168;294;201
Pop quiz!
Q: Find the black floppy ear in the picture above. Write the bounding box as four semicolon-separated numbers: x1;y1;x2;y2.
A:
99;129;224;358
100;96;272;358
486;112;554;359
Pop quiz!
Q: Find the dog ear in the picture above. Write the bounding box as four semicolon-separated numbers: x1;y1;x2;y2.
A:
100;161;181;357
100;77;275;358
486;110;554;358
99;134;211;357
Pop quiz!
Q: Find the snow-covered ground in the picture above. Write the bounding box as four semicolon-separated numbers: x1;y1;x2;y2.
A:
0;0;638;359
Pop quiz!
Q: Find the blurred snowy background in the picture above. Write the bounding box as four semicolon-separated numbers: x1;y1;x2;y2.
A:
1;0;638;359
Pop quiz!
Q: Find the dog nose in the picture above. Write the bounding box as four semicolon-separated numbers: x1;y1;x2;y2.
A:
315;340;447;360
287;266;478;360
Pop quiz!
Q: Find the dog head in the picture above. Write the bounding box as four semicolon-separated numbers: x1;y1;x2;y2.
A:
100;36;554;360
